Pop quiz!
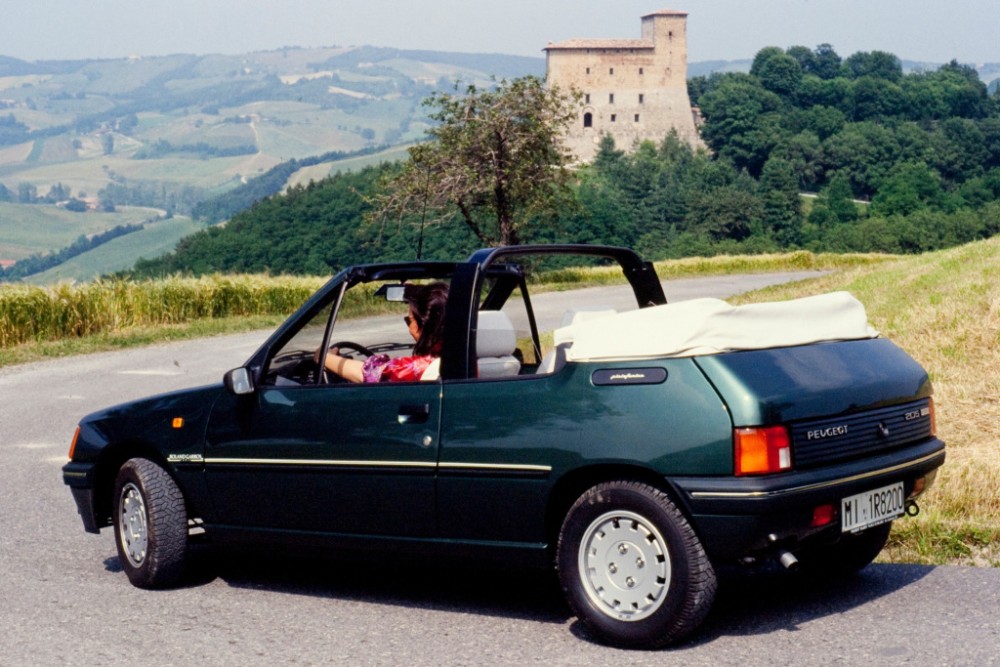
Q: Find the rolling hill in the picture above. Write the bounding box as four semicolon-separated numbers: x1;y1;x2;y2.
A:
1;45;997;284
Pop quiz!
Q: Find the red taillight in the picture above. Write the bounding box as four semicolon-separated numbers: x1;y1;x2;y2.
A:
68;426;80;461
734;426;792;476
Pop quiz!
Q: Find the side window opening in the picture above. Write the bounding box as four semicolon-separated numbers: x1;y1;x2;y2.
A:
262;278;452;387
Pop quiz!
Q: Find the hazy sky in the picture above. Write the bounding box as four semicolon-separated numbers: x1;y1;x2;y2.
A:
2;0;997;65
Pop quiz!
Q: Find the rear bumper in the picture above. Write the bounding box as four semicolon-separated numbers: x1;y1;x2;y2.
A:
669;438;945;559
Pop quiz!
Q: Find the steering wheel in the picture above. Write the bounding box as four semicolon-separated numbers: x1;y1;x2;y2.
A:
330;341;376;358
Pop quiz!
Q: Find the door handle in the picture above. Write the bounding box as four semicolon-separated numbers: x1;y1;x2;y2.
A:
397;403;430;424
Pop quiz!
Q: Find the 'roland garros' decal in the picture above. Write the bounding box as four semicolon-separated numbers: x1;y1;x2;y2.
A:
592;368;668;386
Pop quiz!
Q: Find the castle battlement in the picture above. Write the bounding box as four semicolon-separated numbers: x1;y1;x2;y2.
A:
545;9;702;162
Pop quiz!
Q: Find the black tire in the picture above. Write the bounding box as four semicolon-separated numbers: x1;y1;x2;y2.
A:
556;481;717;649
798;521;893;577
113;458;188;589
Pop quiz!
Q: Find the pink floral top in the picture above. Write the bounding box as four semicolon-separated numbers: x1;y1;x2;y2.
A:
361;354;436;383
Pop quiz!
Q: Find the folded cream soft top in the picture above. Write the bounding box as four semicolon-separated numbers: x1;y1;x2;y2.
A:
560;291;879;362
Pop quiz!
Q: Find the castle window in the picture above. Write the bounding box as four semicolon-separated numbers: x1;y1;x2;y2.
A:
610;114;617;122
634;114;640;122
609;67;614;75
609;93;614;104
639;67;644;75
584;93;590;104
586;67;590;74
583;112;593;128
639;94;644;104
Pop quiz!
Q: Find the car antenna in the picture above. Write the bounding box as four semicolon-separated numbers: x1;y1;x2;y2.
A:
416;168;429;260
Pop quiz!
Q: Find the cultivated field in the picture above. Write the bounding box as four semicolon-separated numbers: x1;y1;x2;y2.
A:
0;203;164;260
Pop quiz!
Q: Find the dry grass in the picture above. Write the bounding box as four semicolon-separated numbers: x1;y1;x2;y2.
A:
733;237;1000;566
532;250;891;288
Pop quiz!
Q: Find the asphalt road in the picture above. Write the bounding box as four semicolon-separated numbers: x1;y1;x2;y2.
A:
2;272;998;666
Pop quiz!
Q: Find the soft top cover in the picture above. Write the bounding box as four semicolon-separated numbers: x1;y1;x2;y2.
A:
562;291;879;362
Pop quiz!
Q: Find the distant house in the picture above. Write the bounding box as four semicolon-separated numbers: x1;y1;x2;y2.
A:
0;259;16;270
545;9;703;162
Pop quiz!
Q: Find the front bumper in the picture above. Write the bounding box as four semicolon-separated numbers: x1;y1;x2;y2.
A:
63;461;102;534
669;438;946;559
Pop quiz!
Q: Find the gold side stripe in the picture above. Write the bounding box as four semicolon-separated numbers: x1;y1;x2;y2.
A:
690;451;944;499
439;462;552;473
203;458;551;473
206;458;436;469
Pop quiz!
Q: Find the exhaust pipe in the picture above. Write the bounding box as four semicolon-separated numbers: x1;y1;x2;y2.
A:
777;550;800;572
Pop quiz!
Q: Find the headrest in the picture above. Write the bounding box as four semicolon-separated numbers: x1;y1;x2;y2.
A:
476;310;517;357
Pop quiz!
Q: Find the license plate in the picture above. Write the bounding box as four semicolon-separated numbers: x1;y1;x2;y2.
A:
841;482;905;533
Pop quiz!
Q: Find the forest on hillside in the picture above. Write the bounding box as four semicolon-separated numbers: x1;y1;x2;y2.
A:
130;45;1000;277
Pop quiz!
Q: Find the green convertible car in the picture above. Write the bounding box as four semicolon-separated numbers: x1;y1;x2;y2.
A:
63;244;945;648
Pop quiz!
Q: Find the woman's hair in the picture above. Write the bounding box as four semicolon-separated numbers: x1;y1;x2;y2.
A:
404;282;449;356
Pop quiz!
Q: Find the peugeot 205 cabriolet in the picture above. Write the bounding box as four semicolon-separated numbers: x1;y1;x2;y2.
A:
64;244;945;648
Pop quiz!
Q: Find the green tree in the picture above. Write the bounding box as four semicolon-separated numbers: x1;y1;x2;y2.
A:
17;182;37;204
101;133;114;155
822;122;901;196
772;130;824;190
843;51;903;82
785;46;816;73
685;169;763;242
698;73;786;176
870;161;946;216
929;117;988;181
808;44;843;80
760;156;804;245
852;76;905;120
824;173;861;223
369;76;579;246
751;47;803;97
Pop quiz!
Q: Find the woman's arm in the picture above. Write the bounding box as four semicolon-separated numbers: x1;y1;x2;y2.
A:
316;348;365;383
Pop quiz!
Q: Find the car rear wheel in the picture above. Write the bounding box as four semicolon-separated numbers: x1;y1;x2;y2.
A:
557;481;717;649
113;458;188;589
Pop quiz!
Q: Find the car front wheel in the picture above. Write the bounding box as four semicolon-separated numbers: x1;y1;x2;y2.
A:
557;480;717;649
113;458;188;589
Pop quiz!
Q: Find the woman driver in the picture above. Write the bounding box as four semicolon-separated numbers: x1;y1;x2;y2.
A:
321;282;448;383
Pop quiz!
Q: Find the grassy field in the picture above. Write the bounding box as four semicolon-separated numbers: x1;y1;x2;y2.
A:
23;216;204;285
0;240;996;566
284;144;412;190
0;203;164;260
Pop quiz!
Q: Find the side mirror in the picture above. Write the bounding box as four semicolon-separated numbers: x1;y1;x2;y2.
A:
224;367;255;395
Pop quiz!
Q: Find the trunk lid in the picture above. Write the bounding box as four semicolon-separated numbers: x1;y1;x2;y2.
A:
694;338;932;426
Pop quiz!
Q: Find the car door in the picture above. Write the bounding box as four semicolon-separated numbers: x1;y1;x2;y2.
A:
203;279;442;539
205;381;441;537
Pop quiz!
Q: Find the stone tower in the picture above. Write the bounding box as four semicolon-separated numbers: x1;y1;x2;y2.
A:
545;9;702;163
